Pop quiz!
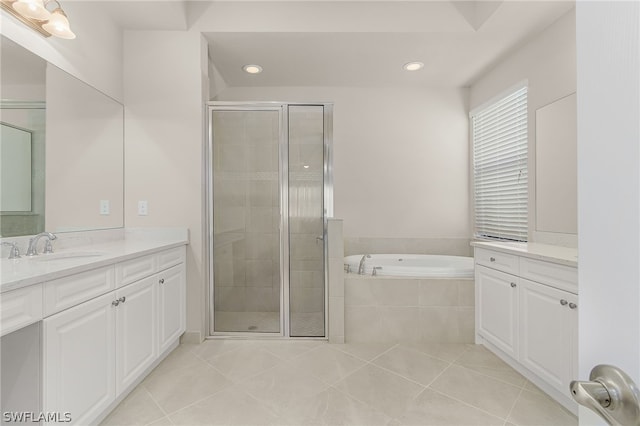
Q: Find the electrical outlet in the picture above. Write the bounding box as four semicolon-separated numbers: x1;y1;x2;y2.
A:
100;200;110;215
138;200;148;216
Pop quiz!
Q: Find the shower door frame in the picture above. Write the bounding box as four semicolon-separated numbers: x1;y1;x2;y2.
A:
205;102;333;338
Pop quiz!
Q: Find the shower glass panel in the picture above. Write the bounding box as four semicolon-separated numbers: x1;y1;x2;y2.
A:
288;106;325;337
212;109;281;333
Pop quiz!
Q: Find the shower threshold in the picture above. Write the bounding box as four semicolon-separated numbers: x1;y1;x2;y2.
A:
214;311;324;336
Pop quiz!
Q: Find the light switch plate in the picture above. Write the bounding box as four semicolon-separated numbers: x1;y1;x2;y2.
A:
138;200;148;216
100;200;110;215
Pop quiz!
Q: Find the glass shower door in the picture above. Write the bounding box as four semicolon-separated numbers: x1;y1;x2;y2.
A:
288;105;325;337
211;108;282;333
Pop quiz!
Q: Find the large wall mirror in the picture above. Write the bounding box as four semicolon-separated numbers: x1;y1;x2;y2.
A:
0;35;124;237
535;92;577;236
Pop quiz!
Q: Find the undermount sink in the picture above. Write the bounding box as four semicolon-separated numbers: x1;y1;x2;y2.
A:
31;251;106;262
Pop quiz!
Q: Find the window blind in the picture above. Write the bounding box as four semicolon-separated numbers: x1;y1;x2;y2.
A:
472;85;528;242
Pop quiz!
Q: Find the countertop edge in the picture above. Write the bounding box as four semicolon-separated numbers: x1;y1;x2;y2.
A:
1;239;188;293
470;241;578;268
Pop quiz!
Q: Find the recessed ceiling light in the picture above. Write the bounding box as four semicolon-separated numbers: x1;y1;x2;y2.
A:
243;64;263;74
403;62;424;71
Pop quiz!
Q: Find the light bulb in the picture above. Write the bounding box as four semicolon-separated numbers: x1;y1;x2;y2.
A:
243;64;263;74
12;0;51;20
42;7;76;39
403;62;424;71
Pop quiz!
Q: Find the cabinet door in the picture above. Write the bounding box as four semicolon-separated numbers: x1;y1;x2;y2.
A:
476;265;519;358
115;275;157;395
158;264;185;354
43;292;116;425
519;279;577;395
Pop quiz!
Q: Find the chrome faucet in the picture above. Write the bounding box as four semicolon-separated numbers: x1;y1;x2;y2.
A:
26;232;57;256
1;242;21;259
358;254;371;275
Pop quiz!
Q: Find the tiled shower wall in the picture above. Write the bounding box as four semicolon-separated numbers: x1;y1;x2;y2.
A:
289;106;325;316
213;111;281;315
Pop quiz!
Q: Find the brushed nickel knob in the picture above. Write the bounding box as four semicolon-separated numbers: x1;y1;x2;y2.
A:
560;299;568;306
112;300;120;307
118;296;126;304
569;302;578;309
490;257;496;262
159;278;165;284
510;282;517;288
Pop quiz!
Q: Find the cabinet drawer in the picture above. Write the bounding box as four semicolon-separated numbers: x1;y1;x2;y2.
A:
157;247;185;272
520;258;578;294
44;266;115;316
475;248;519;274
116;254;157;288
1;285;43;336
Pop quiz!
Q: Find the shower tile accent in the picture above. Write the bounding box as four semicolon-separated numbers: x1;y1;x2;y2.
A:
345;275;475;344
344;237;472;257
328;219;344;343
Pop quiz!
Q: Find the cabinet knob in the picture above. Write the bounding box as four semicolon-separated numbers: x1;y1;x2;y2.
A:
118;296;126;304
490;257;496;262
569;302;578;309
560;299;568;306
112;300;120;307
159;278;165;284
510;282;517;288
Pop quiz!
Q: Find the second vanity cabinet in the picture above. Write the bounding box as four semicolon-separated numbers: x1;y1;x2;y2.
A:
474;245;578;413
41;246;186;425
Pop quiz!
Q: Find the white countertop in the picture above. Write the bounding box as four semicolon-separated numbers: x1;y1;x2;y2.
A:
0;229;189;293
471;240;578;267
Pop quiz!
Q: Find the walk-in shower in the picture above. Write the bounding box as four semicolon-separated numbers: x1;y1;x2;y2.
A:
206;103;332;338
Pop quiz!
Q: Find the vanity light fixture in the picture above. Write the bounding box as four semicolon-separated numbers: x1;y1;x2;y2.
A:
1;0;76;39
403;61;424;71
243;64;263;74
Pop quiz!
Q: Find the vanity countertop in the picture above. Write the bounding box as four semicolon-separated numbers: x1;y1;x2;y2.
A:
0;229;189;293
471;240;578;267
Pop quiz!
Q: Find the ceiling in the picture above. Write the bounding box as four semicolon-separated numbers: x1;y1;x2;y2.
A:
200;1;575;88
92;1;575;89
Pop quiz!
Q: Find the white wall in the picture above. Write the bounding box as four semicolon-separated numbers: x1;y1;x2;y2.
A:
215;86;470;240
123;30;208;341
469;8;576;246
0;2;124;101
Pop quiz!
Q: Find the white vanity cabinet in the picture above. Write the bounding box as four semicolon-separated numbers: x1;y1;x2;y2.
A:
158;264;186;354
473;244;578;413
519;278;577;394
40;246;186;425
115;274;157;394
43;292;116;426
476;265;519;358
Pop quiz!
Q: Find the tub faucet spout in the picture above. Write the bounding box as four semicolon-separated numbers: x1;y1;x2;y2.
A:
358;254;371;275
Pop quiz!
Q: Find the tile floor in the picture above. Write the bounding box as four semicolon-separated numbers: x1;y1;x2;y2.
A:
101;340;577;426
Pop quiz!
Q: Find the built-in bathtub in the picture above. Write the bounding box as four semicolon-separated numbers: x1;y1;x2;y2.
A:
344;254;473;278
343;254;475;344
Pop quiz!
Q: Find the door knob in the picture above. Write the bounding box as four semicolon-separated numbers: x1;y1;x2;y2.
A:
570;364;640;425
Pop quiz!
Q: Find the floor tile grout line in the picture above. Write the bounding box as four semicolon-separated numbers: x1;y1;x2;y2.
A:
140;383;172;419
329;343;397;363
503;383;526;425
156;379;237;419
453;362;527;389
328;382;397;422
427;386;509;424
